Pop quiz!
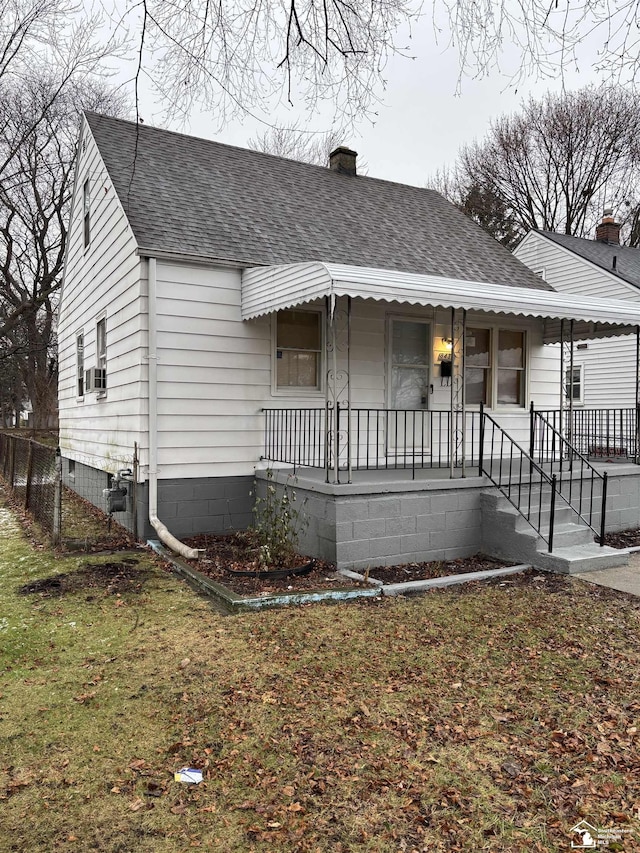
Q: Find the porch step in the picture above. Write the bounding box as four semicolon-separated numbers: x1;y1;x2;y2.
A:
480;490;629;575
533;544;629;575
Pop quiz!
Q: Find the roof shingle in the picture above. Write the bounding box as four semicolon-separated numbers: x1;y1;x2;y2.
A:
85;112;552;291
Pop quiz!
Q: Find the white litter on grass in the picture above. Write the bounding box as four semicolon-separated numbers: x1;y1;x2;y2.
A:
174;768;203;784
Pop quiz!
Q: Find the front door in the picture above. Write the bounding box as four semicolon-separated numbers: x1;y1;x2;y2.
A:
388;318;431;455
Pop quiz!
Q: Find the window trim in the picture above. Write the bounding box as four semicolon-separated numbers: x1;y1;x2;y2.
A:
271;307;325;397
464;324;528;410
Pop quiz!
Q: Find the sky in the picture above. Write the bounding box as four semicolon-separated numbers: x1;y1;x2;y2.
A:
127;7;606;188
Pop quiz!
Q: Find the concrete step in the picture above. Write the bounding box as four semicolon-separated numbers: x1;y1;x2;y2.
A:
535;544;629;575
546;522;596;548
513;504;574;532
480;489;629;575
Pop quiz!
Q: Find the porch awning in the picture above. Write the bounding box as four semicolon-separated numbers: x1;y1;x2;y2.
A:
241;262;640;341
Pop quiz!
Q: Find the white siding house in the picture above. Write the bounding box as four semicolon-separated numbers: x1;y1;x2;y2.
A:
58;115;640;567
515;221;640;410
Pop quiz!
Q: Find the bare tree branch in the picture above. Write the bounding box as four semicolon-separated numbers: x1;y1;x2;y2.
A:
431;87;640;248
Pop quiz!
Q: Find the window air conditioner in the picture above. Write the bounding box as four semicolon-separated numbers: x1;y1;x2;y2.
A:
85;368;107;392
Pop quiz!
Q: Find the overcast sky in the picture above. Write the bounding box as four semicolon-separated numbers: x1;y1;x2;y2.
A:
130;11;604;188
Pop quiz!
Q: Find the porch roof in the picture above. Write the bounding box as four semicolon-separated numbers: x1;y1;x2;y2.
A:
241;262;639;340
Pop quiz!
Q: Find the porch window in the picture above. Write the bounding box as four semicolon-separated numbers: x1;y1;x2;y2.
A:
465;327;526;407
275;309;322;390
465;328;491;405
497;330;525;406
565;365;583;405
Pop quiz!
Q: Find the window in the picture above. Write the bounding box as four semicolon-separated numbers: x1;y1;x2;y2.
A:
465;327;491;405
96;317;107;393
68;459;75;481
465;327;526;408
76;333;84;397
275;310;322;390
83;179;90;247
565;365;583;405
497;330;525;406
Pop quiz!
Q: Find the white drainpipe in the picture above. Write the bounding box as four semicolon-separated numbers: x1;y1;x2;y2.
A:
147;256;199;560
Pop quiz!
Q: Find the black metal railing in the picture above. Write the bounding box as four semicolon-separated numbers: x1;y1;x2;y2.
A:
263;406;482;477
530;406;607;544
262;408;329;468
479;404;559;550
536;407;638;461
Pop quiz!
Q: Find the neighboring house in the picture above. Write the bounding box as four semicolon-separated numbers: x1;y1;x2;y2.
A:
515;213;640;410
58;114;640;570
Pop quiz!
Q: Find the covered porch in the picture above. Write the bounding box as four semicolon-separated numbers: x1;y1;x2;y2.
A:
243;262;640;568
243;261;640;481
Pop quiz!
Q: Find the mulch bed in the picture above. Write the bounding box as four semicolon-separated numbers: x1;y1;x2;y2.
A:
181;533;518;597
604;528;640;549
363;554;515;584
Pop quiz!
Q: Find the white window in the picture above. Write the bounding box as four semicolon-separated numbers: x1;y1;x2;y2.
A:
465;327;526;408
96;317;107;394
76;333;84;397
275;309;322;391
565;364;583;405
83;179;90;248
497;329;525;406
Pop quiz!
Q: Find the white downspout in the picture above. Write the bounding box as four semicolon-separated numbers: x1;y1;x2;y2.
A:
147;256;199;559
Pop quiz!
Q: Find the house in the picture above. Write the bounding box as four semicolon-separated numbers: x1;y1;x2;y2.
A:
515;212;640;408
58;114;640;571
514;213;640;459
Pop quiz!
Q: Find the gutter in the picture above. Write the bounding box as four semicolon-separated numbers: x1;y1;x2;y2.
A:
147;256;199;560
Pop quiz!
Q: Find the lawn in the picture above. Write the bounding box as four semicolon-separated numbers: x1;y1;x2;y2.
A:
1;497;639;852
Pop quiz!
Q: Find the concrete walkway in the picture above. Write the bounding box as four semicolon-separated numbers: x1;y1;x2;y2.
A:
573;549;640;596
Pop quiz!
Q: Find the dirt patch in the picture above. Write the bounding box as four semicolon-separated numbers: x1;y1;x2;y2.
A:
604;527;640;549
17;558;146;599
182;534;520;597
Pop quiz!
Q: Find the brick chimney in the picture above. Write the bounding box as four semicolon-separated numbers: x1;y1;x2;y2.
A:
329;146;357;176
595;208;621;244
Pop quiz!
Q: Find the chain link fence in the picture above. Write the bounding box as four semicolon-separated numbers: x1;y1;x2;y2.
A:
0;432;61;540
0;432;138;550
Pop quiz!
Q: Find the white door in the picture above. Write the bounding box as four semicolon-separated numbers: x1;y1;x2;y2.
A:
388;319;431;454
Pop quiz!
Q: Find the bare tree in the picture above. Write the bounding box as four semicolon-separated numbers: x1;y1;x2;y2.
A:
438;0;640;89
0;0;124;180
128;0;421;128
0;75;127;427
431;87;640;247
248;123;346;166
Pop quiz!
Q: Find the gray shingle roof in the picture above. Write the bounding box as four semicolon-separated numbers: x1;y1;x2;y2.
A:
85;112;552;291
538;230;640;290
